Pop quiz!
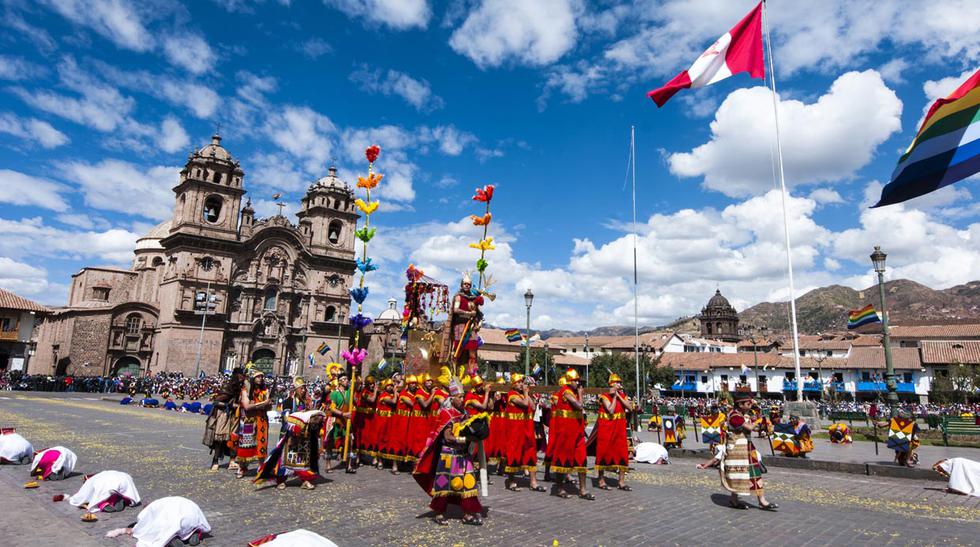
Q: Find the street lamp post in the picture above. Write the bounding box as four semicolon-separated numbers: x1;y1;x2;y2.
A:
871;246;899;418
584;333;590;387
524;289;534;377
193;258;217;379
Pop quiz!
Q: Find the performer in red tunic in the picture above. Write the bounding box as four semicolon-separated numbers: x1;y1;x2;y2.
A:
353;375;378;465
463;375;490;417
374;380;398;469
391;376;416;473
548;369;593;500
428;376;449;433
593;373;633;491
442;274;484;376
502;374;545;492
485;379;507;474
405;374;430;463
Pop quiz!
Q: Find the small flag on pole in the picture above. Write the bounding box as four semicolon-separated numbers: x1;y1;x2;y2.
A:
308;353;315;368
740;364;750;375
523;333;541;346
847;304;882;330
316;341;331;356
505;328;523;343
532;363;542;377
378;358;388;371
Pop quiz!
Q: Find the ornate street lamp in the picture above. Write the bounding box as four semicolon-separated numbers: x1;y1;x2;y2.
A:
524;289;534;377
871;246;898;418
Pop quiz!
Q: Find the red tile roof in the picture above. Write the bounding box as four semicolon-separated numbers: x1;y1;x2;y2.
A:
0;287;49;313
920;341;980;365
845;346;922;370
889;324;980;339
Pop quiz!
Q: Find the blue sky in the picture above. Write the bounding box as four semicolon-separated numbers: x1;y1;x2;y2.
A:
1;0;979;331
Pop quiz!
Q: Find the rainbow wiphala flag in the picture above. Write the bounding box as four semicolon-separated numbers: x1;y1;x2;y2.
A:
847;304;881;330
505;328;523;343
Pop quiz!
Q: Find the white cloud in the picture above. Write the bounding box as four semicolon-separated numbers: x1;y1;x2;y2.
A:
296;38;332;59
0;256;52;297
162;34;217;75
808;188;845;205
0;170;70;211
96;61;221;119
0;55;45;81
246;153;310;193
41;0;154;51
323;0;430;30
0;217;139;264
59;160;179;220
263;105;336;174
56;213;111;230
157;115;189;153
349;66;444;111
668;70;902;197
449;0;579;68
0;113;69;148
418;125;477;156
12;57;135;132
878;58;909;84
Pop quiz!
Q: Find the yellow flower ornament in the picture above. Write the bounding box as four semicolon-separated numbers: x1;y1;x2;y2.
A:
468;237;495;251
355;198;379;215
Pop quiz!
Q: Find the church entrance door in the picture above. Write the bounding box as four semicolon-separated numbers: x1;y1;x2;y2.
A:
251;349;276;376
113;356;142;377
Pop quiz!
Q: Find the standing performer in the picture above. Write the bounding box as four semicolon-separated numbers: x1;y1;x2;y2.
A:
486;379;507;474
354;375;379;465
203;368;244;471
548;369;593;500
875;410;921;467
718;388;777;510
255;409;324;490
391;375;417;473
428;376;450;434
502;374;546;493
404;374;429;464
327;373;354;473
375;379;399;469
442;274;484;376
234;370;271;479
594;373;633;491
412;378;485;526
463;375;490;416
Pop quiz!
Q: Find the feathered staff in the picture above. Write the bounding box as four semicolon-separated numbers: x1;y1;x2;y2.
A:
341;144;383;464
469;184;496;292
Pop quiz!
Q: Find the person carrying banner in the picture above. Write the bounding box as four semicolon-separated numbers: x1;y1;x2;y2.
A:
772;415;813;457
593;373;633;491
699;404;727;451
719;387;777;511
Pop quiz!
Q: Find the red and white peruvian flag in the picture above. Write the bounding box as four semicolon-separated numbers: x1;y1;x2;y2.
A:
648;2;765;107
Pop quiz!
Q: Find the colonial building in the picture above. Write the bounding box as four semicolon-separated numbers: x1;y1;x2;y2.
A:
698;289;740;342
34;135;359;377
0;288;48;372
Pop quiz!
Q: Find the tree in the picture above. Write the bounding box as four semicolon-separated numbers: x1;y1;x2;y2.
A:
949;363;980;403
587;353;673;396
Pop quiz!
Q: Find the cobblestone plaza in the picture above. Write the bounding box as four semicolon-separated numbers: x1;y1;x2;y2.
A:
1;393;978;546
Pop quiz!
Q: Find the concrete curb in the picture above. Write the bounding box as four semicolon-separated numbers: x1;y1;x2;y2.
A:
666;447;945;481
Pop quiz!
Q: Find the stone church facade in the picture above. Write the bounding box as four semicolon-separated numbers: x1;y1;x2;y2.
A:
34;135;360;377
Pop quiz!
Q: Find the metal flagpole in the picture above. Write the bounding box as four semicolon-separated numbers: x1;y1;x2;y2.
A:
762;0;803;401
631;125;641;425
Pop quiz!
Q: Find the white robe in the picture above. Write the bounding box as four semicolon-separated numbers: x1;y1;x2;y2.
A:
132;496;212;547
31;446;77;477
634;442;669;464
938;457;980;498
69;470;141;512
0;433;33;463
262;529;339;547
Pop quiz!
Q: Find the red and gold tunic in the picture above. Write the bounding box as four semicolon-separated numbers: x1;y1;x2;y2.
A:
405;388;430;461
485;394;506;462
502;389;537;473
391;389;415;462
429;387;449;432
547;385;587;473
375;392;398;461
234;387;269;465
593;393;629;472
353;386;376;457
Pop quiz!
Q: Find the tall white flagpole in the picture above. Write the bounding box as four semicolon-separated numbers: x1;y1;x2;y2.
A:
762;0;803;401
631;126;641;413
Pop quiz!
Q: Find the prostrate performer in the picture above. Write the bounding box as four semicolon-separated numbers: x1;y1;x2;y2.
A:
548;369;593;500
412;378;486;526
875;410;921;467
593;373;632;491
716;387;777;511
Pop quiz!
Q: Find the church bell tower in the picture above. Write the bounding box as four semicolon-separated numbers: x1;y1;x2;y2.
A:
171;134;246;241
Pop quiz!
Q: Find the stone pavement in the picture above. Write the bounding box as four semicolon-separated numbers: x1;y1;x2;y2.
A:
0;393;979;546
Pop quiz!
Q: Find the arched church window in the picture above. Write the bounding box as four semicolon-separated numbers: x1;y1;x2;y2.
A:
152;257;164;267
328;220;342;244
706;323;713;334
203;196;223;224
264;288;277;310
125;314;142;335
325;306;336;322
716;322;722;334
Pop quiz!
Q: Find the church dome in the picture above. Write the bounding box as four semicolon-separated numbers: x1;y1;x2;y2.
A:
313;166;349;191
377;298;401;321
706;289;733;310
134;220;172;251
194;134;233;162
